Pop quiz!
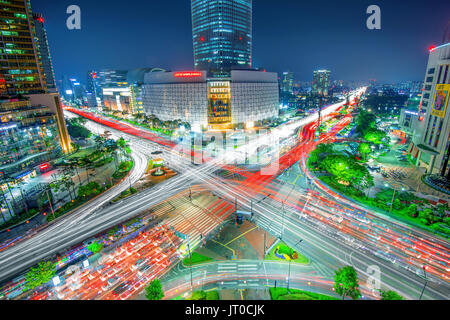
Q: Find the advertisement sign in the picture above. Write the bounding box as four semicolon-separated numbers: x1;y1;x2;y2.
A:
430;84;450;118
208;81;231;125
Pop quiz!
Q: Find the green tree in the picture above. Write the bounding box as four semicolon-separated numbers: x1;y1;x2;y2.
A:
364;128;387;145
402;204;418;218
145;279;164;300
333;266;361;300
380;290;404;300
117;137;127;148
355;109;377;135
88;241;104;254
358;143;371;161
436;203;449;218
418;208;437;225
25;261;56;290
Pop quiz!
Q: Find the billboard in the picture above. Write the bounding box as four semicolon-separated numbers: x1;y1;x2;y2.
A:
430;84;450;118
208;81;231;126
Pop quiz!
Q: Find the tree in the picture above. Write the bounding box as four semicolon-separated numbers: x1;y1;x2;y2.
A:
67;119;91;139
145;279;164;300
334;266;361;300
402;204;418;218
358;143;371;161
418;208;437;225
88;241;104;254
25;261;56;290
355;109;376;135
364;128;387;145
117;137;127;148
380;290;404;300
436;203;449;218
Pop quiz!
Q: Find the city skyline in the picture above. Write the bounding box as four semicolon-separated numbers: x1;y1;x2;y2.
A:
0;0;449;305
32;0;450;83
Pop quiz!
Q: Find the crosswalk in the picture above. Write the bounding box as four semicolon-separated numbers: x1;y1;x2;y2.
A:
162;192;235;250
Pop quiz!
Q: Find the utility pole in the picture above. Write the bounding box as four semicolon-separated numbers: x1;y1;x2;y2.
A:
187;235;193;292
280;202;286;240
389;189;396;213
287;259;292;293
418;266;428;300
317;96;323;137
46;188;55;220
263;231;266;259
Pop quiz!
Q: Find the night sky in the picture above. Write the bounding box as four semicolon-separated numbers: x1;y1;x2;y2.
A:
31;0;450;84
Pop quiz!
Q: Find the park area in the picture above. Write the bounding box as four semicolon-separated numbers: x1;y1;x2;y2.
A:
308;109;450;237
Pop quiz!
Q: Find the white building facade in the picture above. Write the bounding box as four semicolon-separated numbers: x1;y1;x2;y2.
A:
142;70;279;130
409;42;450;178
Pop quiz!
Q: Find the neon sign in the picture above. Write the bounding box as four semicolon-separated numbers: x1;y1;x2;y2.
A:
174;72;203;78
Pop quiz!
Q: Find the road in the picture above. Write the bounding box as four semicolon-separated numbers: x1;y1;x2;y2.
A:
1;88;449;300
160;260;369;300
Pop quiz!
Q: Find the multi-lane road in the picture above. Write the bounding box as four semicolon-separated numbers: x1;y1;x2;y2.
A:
1;88;449;300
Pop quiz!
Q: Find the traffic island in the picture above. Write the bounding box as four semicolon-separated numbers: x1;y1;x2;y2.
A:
265;241;309;264
269;287;338;300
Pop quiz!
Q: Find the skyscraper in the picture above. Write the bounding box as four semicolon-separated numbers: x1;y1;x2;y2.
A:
312;70;331;97
86;71;103;108
408;42;450;179
191;0;252;76
0;0;46;95
281;71;294;95
33;13;57;92
0;0;71;160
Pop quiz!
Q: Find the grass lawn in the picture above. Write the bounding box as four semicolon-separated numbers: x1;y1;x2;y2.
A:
189;290;220;300
112;187;137;203
270;287;338;300
183;252;213;266
67;146;96;159
265;241;309;264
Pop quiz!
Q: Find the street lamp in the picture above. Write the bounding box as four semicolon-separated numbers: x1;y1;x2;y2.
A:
418;265;428;300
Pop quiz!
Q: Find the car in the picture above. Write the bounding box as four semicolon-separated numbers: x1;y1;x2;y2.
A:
112;282;130;297
131;258;147;271
137;264;152;277
120;289;133;300
102;276;120;291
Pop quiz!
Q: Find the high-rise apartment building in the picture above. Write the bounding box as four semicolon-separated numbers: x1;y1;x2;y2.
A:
281;71;294;95
32;13;56;92
86;71;103;108
0;0;71;181
0;0;46;95
312;70;331;97
191;0;252;76
409;42;450;179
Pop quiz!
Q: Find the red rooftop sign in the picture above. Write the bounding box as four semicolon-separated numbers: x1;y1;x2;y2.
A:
174;71;203;78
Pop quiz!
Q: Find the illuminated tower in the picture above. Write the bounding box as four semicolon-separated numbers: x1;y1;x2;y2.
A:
312;70;331;97
33;13;57;92
191;0;252;76
0;0;46;95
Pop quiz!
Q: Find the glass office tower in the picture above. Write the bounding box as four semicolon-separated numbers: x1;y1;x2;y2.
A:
0;0;46;95
191;0;252;76
33;13;57;92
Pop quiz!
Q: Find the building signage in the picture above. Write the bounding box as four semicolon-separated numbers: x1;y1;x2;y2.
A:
173;71;203;78
208;81;231;126
430;84;450;118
